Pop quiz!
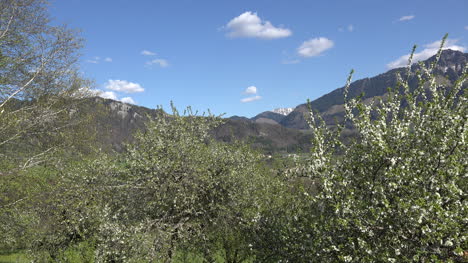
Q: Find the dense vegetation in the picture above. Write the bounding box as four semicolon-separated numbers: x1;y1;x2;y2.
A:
1;1;466;262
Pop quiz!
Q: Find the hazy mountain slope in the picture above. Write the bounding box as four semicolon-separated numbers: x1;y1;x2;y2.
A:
251;111;286;124
228;115;251;121
77;97;312;153
213;118;313;153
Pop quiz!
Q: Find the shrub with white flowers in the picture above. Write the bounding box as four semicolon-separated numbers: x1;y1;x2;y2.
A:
89;105;273;262
293;35;467;262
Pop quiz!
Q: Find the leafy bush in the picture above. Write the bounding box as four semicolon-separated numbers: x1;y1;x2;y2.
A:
82;105;277;262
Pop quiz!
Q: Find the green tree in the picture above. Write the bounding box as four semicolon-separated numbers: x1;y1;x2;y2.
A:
0;0;88;167
0;0;91;251
76;106;276;262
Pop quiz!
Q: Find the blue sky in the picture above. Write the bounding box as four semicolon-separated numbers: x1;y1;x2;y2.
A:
50;0;468;117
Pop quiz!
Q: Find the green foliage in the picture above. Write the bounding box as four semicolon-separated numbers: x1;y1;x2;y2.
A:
57;241;95;263
63;105;277;262
0;0;96;252
0;251;30;263
0;0;91;171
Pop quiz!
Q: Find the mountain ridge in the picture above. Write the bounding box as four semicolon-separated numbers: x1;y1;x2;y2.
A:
280;49;467;129
80;50;466;153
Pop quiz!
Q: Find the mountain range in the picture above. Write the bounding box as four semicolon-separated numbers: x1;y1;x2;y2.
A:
82;50;467;154
259;49;467;129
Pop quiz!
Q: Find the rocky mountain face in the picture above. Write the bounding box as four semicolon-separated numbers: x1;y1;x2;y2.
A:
280;49;468;129
75;97;159;152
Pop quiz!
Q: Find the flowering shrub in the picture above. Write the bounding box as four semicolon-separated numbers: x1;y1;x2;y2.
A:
292;35;467;262
87;105;274;262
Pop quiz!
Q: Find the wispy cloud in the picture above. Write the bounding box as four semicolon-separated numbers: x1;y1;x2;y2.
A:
387;38;466;69
297;37;334;57
465;25;468;30
141;50;169;67
282;59;300;64
86;56;113;64
241;95;262;103
105;79;144;93
141;50;156;56
225;11;292;39
338;24;354;32
398;15;415;22
146;59;169;68
86;56;100;64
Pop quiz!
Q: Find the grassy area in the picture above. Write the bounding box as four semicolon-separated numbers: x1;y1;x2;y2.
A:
0;252;30;263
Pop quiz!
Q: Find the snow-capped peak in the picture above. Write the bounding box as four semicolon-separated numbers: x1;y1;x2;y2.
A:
272;108;294;116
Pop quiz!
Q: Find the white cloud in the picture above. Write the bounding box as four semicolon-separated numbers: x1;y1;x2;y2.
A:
347;24;354;32
146;59;169;67
95;90;118;100
226;11;292;39
104;57;113;62
241;95;262;103
465;25;468;30
105;79;144;93
297;37;334;57
120;97;136;104
398;15;415;22
241;86;261;102
87;89;101;96
90;89;137;104
244;86;257;94
387;38;466;69
86;59;99;64
141;50;156;56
